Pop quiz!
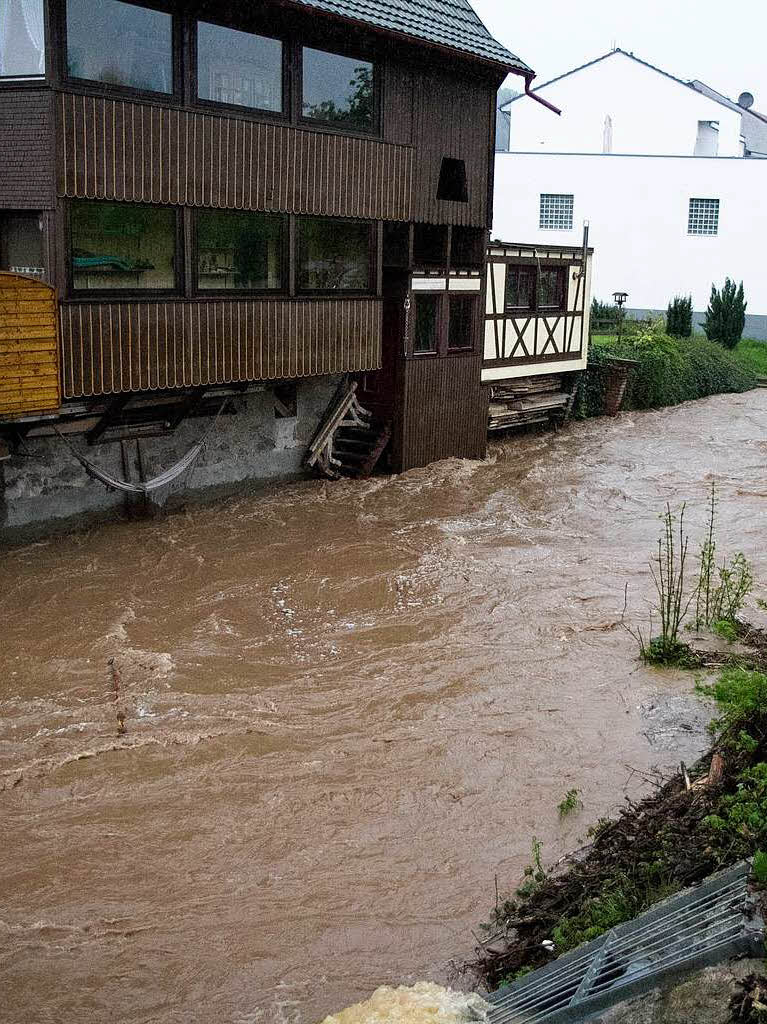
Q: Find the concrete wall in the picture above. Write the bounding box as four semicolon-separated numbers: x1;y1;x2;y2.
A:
492;152;767;334
0;376;339;541
504;51;743;157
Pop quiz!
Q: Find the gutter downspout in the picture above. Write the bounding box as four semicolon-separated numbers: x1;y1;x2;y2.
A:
523;73;562;115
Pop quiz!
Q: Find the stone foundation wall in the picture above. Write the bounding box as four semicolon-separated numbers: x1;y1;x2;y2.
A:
0;377;340;542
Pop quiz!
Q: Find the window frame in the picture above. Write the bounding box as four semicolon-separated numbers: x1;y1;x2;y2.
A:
0;0;47;83
411;291;443;357
0;210;46;278
687;197;720;236
191;17;289;122
447;292;478;351
61;0;181;103
297;41;381;137
191;208;289;297
504;261;568;315
295;216;376;296
67;199;183;299
539;193;574;231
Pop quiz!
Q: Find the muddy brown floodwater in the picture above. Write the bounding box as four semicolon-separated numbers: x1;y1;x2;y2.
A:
2;390;767;1024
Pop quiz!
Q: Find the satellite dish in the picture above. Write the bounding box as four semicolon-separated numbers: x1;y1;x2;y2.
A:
738;91;755;109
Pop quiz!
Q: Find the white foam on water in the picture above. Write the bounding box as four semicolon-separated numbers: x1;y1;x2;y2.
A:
317;982;491;1024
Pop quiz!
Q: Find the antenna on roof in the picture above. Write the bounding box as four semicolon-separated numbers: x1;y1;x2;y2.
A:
738;91;755;109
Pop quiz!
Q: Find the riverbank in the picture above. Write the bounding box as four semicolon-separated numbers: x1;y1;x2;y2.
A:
469;633;767;1000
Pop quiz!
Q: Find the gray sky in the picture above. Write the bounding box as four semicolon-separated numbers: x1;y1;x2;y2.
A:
472;0;767;109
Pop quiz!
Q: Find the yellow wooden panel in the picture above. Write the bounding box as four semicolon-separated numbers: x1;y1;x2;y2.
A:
0;273;61;418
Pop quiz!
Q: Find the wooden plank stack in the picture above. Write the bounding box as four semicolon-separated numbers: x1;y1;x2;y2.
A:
0;273;60;419
488;374;574;431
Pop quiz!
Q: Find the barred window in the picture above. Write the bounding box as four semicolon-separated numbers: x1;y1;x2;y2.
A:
539;194;574;230
688;197;719;235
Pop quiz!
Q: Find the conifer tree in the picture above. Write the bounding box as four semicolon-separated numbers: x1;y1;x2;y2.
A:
666;295;693;338
703;279;747;349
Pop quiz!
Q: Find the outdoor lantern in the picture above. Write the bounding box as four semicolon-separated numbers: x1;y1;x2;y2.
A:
613;291;628;308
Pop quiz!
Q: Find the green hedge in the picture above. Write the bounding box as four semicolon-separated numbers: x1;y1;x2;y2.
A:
577;333;757;418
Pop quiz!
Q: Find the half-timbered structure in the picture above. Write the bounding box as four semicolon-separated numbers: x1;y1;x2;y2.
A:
0;0;535;530
483;237;593;431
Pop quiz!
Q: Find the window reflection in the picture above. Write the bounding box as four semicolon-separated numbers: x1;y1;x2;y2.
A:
505;267;534;310
297;218;371;292
448;295;475;350
66;0;173;93
197;22;282;112
71;201;176;292
414;295;439;353
196;210;284;291
0;0;45;78
302;47;374;131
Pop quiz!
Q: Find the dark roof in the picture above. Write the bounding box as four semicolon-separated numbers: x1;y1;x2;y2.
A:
284;0;532;74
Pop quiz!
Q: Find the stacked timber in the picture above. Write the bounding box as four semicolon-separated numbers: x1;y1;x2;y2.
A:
0;273;60;420
488;375;575;432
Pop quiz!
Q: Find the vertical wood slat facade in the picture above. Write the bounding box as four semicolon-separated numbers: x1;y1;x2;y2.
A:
0;274;61;417
398;354;487;470
410;70;492;227
59;298;382;398
58;93;414;222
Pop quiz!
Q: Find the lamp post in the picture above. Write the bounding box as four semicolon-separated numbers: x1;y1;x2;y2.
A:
613;291;628;340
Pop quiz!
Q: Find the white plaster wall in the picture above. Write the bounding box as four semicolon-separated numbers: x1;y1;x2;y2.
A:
506;52;743;157
493;152;767;318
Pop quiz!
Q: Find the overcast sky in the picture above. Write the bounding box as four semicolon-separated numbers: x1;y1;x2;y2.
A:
471;0;767;109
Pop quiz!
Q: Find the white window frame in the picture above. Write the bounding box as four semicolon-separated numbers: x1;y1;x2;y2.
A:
539;194;574;231
688;197;719;236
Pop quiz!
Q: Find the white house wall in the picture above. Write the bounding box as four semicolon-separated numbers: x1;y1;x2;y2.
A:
493;152;767;335
506;52;743;157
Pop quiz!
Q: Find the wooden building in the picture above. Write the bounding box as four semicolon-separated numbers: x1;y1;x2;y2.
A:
0;0;535;483
483;237;593;431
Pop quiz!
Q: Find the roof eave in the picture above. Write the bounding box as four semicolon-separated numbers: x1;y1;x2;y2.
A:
272;0;533;77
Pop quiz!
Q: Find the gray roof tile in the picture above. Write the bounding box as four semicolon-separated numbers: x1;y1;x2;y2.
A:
288;0;531;73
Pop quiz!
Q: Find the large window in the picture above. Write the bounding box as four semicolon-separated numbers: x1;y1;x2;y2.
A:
302;47;374;131
0;0;45;78
297;218;371;292
539;193;574;231
505;264;567;314
688;197;719;236
0;212;44;277
196;210;284;292
71;201;176;292
197;22;282;113
66;0;173;94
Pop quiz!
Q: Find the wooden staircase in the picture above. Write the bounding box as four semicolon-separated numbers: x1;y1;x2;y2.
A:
306;381;391;479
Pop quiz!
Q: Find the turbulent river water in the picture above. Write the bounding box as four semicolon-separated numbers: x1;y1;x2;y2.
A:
2;390;767;1023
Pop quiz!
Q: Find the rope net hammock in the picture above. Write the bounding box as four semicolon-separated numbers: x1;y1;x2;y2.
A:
55;400;227;495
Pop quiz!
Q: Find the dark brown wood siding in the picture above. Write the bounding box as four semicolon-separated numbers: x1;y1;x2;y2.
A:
397;353;487;470
59;297;382;398
57;92;414;221
0;90;55;209
411;70;492;228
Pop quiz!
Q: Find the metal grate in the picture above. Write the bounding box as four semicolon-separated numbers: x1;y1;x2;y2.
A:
539;194;574;231
688;197;720;235
487;862;762;1024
